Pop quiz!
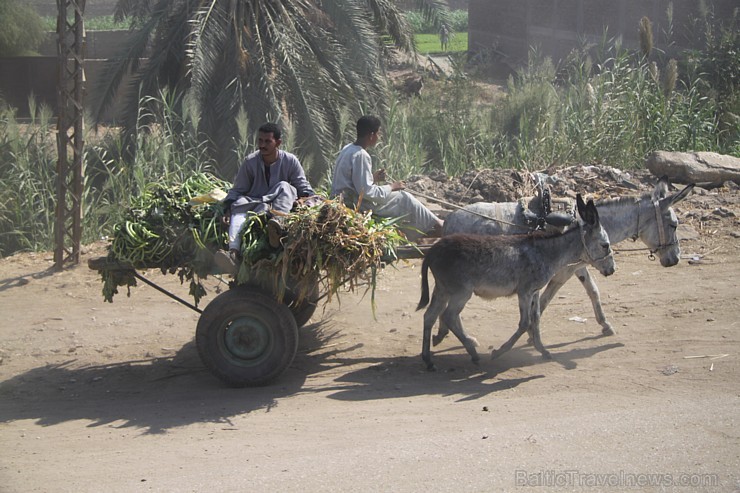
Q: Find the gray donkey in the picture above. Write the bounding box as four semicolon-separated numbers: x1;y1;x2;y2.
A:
417;195;616;370
442;178;694;336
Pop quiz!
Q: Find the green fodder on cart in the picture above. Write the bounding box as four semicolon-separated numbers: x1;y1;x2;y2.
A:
100;172;231;304
100;182;409;310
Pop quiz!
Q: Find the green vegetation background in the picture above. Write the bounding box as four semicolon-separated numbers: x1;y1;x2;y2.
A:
0;7;738;256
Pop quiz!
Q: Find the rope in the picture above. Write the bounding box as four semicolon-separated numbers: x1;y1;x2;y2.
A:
398;178;681;263
402;186;528;230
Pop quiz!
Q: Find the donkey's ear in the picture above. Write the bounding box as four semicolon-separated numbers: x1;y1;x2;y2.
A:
663;183;695;207
576;193;591;224
652;176;671;201
576;193;587;213
576;194;598;225
586;199;600;225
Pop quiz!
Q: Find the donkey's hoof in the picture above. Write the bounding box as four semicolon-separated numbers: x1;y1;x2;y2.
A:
491;349;503;360
601;325;616;336
541;351;553;360
432;335;445;346
426;362;437;372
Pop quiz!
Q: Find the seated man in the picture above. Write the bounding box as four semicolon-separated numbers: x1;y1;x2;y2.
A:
215;122;315;272
330;115;443;242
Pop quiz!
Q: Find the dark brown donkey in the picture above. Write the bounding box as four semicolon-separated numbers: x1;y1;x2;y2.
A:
417;195;615;370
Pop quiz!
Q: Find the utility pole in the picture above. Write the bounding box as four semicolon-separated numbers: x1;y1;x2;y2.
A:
54;0;86;270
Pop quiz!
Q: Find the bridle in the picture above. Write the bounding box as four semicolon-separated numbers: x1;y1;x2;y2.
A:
624;200;678;260
579;221;613;265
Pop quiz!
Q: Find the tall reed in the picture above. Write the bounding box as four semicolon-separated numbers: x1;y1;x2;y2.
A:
0;97;57;256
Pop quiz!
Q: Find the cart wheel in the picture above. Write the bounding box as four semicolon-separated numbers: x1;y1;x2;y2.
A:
284;281;320;328
196;286;298;387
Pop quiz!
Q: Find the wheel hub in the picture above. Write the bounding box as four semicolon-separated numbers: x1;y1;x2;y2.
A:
223;317;272;363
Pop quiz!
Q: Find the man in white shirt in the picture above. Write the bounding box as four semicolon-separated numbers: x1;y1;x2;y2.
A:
331;115;443;242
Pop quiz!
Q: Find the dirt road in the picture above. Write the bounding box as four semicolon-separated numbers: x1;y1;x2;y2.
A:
1;186;739;492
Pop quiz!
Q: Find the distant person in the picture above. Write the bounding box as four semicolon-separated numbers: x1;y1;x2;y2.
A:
215;122;315;272
439;23;450;52
330;115;443;242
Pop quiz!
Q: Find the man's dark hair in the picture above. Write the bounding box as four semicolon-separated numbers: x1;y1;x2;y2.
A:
259;122;282;140
356;115;381;139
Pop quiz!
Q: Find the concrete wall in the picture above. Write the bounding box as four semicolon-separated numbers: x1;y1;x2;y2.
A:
469;0;737;66
0;29;140;120
0;57;59;116
28;0;118;18
0;56;127;121
37;30;132;59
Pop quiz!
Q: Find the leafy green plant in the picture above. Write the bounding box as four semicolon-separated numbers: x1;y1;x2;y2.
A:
0;0;47;56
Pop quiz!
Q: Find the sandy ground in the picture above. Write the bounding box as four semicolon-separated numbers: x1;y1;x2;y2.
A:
1;186;739;492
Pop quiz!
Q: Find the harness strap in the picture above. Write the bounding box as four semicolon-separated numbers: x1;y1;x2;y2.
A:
654;200;668;248
628;199;677;259
579;222;612;263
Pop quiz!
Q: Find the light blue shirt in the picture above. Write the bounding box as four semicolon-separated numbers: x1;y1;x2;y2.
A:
330;143;391;207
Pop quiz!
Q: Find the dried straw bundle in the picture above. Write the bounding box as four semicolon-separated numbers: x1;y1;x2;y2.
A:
238;199;409;309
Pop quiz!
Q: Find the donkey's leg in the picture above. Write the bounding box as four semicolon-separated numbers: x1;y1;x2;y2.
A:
527;292;552;359
491;294;532;360
440;291;480;364
539;264;578;312
526;265;577;344
433;319;450;346
422;288;449;371
572;266;614;336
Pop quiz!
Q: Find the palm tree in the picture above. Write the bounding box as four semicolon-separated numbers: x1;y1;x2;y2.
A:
93;0;449;183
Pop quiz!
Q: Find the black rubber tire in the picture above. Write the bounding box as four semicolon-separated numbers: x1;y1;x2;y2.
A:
284;281;320;328
196;286;298;387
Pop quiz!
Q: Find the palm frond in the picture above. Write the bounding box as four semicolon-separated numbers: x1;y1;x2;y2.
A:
93;0;420;185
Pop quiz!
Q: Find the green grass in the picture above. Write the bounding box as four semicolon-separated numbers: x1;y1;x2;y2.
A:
415;32;468;55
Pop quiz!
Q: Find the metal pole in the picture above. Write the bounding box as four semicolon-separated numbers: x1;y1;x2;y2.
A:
54;0;86;270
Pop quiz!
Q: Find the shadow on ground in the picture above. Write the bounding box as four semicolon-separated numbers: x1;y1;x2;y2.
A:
0;317;623;433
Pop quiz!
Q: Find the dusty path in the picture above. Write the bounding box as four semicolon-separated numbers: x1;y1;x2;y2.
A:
1;177;739;492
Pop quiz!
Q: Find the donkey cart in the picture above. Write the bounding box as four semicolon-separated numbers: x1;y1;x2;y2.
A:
88;244;429;388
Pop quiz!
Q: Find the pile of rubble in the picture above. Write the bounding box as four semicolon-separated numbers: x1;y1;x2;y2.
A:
404;164;739;248
406;165;660;207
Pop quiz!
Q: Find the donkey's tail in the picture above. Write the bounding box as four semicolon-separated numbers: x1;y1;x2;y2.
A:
417;256;431;310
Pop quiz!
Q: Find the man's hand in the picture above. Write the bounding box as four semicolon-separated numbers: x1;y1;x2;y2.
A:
220;198;235;226
390;180;405;191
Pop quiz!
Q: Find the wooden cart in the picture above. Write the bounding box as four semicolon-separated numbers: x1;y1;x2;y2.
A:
88;244;429;387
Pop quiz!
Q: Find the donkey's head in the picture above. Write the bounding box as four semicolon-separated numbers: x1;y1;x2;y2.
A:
577;194;616;276
639;177;695;267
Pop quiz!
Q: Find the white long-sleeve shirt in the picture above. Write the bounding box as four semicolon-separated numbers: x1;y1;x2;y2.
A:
330;143;391;207
329;143;440;241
